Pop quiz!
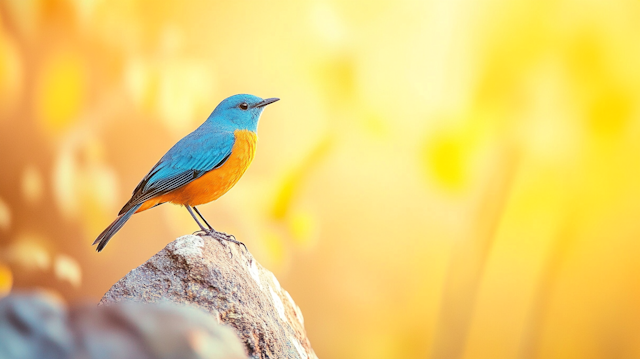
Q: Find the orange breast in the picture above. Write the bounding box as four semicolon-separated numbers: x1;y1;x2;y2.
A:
136;129;257;212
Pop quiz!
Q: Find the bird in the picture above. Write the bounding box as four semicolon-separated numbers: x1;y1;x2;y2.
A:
93;94;279;252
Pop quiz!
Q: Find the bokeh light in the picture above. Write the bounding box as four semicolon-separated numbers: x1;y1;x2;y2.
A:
1;1;640;358
36;50;86;135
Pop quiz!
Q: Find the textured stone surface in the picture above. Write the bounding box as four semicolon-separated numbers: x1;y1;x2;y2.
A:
100;234;317;359
0;292;247;359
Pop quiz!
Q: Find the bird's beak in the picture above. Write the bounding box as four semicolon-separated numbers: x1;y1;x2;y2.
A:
254;98;280;108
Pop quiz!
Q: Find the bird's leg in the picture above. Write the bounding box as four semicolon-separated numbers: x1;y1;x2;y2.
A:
191;206;213;236
193;206;215;231
186;205;209;236
187;205;231;257
193;206;246;249
187;206;248;252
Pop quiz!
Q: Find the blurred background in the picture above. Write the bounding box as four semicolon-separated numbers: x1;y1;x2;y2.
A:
1;0;640;358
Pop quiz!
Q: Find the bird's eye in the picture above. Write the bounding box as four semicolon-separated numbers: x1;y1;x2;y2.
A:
238;102;249;110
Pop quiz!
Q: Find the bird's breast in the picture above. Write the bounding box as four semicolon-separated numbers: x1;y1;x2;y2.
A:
152;129;257;207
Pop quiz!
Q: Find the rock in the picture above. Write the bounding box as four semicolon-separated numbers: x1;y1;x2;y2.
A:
0;291;247;359
0;293;73;359
100;234;317;359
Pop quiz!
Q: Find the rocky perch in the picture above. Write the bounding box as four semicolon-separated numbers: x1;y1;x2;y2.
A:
100;234;317;359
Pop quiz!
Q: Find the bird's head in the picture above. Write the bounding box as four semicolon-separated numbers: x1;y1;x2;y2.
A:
206;94;279;132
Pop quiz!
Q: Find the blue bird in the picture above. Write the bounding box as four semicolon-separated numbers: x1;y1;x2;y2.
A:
93;94;279;252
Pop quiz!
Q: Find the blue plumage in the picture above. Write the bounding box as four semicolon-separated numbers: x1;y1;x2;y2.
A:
119;130;237;214
93;94;279;252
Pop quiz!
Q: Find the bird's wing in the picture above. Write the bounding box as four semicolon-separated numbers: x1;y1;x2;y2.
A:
118;130;236;215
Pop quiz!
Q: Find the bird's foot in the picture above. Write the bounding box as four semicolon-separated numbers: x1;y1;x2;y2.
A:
193;229;248;255
213;231;248;253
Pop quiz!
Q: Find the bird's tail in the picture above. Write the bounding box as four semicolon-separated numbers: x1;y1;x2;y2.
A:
93;203;142;252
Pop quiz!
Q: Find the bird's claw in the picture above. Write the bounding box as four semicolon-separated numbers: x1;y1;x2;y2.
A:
193;229;248;257
213;231;249;255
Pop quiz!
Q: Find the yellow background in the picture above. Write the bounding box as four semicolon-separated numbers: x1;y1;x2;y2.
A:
1;1;640;358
